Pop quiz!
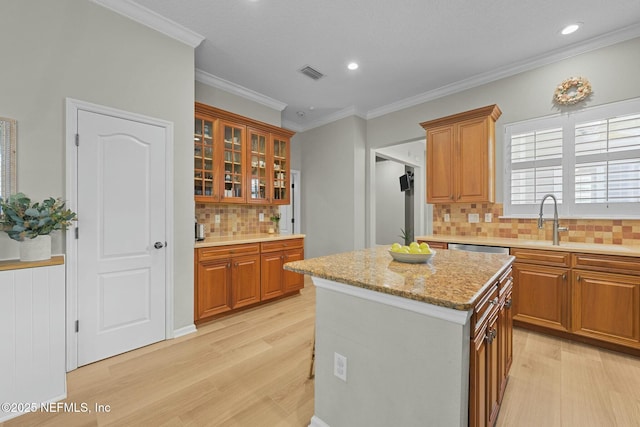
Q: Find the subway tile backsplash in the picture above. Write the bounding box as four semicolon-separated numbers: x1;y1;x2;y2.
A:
195;204;281;238
432;203;640;245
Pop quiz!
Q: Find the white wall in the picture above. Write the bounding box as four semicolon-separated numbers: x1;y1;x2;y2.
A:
375;159;405;245
0;0;195;331
195;81;282;127
299;116;367;258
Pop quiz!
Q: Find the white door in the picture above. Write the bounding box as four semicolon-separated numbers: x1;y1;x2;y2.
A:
76;110;166;366
278;170;300;235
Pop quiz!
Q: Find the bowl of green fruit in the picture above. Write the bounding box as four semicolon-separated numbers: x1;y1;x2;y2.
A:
389;242;435;263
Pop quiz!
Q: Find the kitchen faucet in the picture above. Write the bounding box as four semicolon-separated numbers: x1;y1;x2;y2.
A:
538;194;568;245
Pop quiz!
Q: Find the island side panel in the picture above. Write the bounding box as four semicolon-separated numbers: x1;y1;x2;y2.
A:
313;280;472;427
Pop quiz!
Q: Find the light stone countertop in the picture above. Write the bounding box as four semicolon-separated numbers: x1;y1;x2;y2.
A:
284;246;514;311
415;235;640;257
194;233;305;248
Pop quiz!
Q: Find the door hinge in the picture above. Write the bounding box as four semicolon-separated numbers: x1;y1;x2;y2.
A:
75;227;79;239
75;134;79;146
291;183;294;189
75;320;79;332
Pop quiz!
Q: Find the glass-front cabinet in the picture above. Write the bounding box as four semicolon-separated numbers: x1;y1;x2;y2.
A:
194;117;216;201
248;128;268;204
272;135;290;204
194;102;294;205
221;120;245;202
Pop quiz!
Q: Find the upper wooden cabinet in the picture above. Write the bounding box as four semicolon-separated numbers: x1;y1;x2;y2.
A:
420;105;501;204
194;103;294;205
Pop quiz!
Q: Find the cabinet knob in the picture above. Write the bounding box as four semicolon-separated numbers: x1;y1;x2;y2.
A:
490;298;498;306
227;263;231;268
235;262;239;267
562;273;566;280
577;275;581;281
505;299;512;309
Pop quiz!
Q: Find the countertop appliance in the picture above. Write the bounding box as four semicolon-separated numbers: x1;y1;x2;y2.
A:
448;243;509;254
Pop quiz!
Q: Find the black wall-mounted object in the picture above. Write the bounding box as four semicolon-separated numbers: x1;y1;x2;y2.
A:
399;171;414;192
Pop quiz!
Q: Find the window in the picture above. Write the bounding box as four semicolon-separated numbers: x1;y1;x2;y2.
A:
504;98;640;218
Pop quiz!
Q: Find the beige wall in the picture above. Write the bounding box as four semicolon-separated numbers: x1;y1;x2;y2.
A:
0;0;195;331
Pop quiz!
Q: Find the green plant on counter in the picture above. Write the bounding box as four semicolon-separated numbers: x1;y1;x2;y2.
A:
399;227;414;246
0;192;77;241
270;213;281;223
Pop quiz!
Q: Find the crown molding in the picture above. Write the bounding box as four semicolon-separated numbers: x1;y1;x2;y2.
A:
91;0;204;48
367;23;640;120
285;106;367;133
195;69;288;112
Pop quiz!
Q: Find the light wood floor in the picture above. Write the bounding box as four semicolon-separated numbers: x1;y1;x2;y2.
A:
3;278;640;427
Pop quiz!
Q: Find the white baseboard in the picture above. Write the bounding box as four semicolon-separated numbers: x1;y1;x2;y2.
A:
173;324;197;338
309;415;330;427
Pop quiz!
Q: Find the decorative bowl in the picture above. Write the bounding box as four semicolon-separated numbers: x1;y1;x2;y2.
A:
388;249;436;264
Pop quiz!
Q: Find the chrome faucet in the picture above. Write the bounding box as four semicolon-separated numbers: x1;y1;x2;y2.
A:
538;194;568;245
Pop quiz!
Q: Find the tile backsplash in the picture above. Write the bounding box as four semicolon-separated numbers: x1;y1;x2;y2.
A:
433;203;640;245
195;204;281;238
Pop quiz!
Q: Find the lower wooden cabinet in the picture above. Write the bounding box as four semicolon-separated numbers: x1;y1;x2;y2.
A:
417;240;448;250
469;266;513;427
261;238;305;301
571;269;640;349
195;238;304;323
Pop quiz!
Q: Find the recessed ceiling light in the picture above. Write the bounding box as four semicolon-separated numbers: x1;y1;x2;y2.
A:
561;23;581;35
347;62;359;71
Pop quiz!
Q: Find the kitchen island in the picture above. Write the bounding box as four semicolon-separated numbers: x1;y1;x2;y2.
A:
285;246;514;427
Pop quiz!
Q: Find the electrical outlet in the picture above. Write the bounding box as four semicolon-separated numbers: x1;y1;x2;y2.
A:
334;352;347;382
259;213;264;222
444;213;450;222
485;213;493;223
468;213;480;223
215;214;221;224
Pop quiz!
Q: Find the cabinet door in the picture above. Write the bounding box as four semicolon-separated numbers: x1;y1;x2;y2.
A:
247;128;269;204
469;324;488;427
512;263;570;332
261;252;284;300
197;259;232;320
498;288;513;403
572;270;640;348
283;248;304;293
231;254;261;309
457;117;493;203
486;313;500;427
220;120;246;202
426;126;455;203
194;116;218;201
271;135;290;205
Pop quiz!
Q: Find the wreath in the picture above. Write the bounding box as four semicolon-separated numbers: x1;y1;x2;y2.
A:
554;76;592;105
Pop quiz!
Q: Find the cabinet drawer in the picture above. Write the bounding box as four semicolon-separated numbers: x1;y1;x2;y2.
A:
417;240;448;250
572;253;640;276
510;248;570;267
198;243;260;260
473;284;499;332
261;238;304;253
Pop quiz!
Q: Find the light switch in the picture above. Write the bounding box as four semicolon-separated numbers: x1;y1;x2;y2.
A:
259;213;264;222
485;213;493;223
444;213;450;222
215;214;221;224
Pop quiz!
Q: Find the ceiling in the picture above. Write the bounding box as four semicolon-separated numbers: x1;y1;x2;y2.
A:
108;0;640;131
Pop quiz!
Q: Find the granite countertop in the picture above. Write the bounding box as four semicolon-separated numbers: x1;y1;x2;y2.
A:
416;235;640;257
284;246;514;311
194;233;305;248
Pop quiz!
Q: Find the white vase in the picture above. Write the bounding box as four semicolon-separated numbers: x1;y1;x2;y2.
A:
20;235;52;262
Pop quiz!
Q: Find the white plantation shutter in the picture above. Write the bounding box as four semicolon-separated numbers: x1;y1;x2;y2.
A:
504;97;640;218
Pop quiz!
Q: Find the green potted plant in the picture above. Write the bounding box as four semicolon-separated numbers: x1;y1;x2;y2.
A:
0;192;77;261
270;213;281;234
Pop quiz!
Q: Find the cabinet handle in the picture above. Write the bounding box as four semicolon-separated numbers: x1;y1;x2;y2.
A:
505;299;512;309
490;298;499;306
486;328;497;344
227;263;231;268
577;275;581;281
234;262;238;267
562;273;566;280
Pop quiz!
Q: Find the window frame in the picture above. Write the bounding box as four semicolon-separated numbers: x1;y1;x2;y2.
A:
504;97;640;219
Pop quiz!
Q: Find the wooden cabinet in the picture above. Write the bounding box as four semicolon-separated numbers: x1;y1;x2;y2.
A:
195;238;304;323
511;248;570;332
571;253;640;350
194;103;294;205
194;243;260;322
420;105;501;204
260;238;304;300
469;266;513;427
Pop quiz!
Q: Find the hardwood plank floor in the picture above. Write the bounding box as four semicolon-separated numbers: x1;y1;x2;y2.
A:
3;277;640;426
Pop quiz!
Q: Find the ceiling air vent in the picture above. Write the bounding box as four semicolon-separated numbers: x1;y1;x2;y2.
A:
299;65;324;81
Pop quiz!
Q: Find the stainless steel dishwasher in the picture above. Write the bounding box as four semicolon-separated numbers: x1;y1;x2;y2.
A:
448;243;510;254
